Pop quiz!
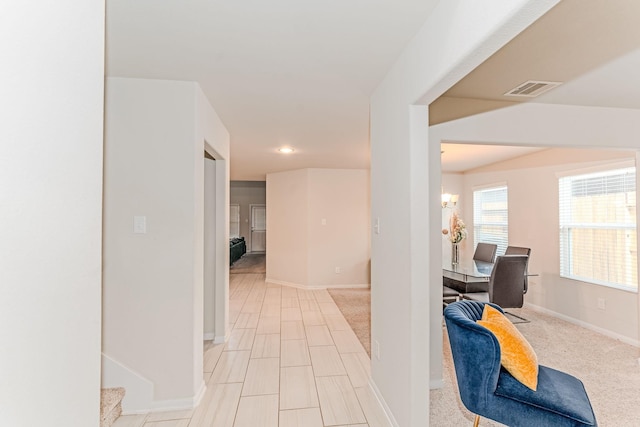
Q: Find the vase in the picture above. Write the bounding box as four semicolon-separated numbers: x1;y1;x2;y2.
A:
451;242;460;265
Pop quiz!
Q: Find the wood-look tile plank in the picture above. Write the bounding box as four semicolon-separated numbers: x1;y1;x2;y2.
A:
312;289;333;303
281;307;303;321
340;352;371;388
299;299;320;312
318;302;341;315
302;310;325;326
203;343;225;374
234;313;260;329
280;321;306;340
187;383;242;427
142;420;189;427
242;358;280;396
112;414;148;427
225;328;256;351
251;334;281;359
281;286;299;298
316;376;367;426
305;325;334;346
281;297;300;309
279;408;324;427
261;303;281;318
209;350;251;384
323;314;351;331
241;300;263;314
331;329;366;354
257;317;281;334
296;289;315;300
233;394;279;427
309;346;347;377
355;386;392;427
145;409;193;422
280;339;311;367
279;366;319;410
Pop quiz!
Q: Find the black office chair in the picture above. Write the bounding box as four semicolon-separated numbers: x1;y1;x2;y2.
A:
463;255;529;321
505;246;531;293
473;243;498;263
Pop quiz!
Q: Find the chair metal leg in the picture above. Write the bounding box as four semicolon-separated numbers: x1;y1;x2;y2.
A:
473;414;480;427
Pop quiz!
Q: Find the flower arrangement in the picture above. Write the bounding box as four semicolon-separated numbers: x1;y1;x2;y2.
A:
446;211;467;244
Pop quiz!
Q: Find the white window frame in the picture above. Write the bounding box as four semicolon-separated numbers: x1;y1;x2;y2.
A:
473;184;508;256
559;163;637;292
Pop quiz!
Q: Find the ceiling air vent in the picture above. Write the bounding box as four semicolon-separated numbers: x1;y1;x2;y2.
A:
504;80;562;98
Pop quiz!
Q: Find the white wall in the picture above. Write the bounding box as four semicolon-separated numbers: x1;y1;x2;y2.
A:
230;181;266;251
103;77;230;412
266;169;309;286
369;1;559;425
0;3;104;426
307;169;370;287
266;169;370;288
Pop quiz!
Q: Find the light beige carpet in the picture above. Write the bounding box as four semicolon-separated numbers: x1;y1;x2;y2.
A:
432;306;640;426
327;288;371;357
230;253;266;274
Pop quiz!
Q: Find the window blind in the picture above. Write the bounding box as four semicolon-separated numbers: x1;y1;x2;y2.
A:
559;166;637;291
473;185;508;256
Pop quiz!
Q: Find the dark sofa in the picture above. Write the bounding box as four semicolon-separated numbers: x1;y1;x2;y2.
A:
230;237;246;265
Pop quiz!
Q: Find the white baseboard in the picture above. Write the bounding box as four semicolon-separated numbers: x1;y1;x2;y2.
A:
265;277;370;290
150;380;206;412
203;332;216;341
102;353;154;414
368;379;399;427
525;303;640;348
103;353;210;415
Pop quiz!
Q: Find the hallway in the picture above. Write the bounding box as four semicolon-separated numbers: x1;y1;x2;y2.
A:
113;272;386;427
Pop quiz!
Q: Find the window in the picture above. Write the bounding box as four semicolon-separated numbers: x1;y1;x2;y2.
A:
473;185;508;255
559;166;637;291
230;204;240;238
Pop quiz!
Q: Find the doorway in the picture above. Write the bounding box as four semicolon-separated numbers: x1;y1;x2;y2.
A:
250;204;266;253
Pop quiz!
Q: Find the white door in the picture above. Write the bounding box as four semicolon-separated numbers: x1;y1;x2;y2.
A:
250;204;266;252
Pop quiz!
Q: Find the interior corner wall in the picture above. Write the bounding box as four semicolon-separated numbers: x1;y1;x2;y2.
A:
307;169;370;287
266;170;310;286
368;1;559;425
103;77;229;411
266;169;370;288
230;181;267;251
0;3;104;425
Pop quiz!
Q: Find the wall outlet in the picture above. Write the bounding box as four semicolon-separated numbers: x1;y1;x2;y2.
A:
373;340;381;360
597;298;606;310
335;267;341;274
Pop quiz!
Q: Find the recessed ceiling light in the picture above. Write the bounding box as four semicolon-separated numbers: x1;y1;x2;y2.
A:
278;147;294;154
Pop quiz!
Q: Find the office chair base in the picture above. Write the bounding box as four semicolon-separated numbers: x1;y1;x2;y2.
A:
504;310;530;324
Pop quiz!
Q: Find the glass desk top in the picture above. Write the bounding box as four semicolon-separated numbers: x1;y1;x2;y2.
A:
442;260;494;283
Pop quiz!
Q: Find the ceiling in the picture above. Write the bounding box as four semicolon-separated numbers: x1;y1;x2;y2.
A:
105;0;640;179
106;0;439;180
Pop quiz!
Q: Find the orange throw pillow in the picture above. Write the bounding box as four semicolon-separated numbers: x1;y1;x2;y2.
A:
478;304;539;390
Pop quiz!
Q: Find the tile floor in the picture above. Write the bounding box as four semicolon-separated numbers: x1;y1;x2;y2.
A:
113;273;388;427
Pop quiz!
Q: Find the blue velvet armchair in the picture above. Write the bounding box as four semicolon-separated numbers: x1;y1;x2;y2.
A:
444;301;597;426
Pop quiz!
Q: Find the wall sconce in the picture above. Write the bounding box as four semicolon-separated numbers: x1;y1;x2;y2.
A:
441;193;459;208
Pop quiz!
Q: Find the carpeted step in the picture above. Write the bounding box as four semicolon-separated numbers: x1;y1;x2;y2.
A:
100;387;125;427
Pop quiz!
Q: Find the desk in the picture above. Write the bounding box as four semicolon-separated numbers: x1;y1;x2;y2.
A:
443;260;538;294
443;261;493;293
